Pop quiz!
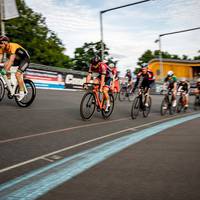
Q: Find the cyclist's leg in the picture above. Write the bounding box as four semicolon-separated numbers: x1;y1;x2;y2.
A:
144;87;150;106
184;93;189;108
103;78;112;111
172;87;177;107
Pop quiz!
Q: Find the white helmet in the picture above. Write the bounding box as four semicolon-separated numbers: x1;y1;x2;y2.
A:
109;63;115;68
167;70;174;77
180;77;186;82
197;78;200;82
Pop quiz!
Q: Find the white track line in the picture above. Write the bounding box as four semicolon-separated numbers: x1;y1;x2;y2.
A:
0;118;128;144
0;113;192;173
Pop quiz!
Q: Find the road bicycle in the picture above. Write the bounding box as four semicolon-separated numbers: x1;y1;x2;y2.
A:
118;82;134;102
80;83;114;120
176;89;188;113
0;64;36;107
193;94;200;110
160;90;176;116
131;88;152;119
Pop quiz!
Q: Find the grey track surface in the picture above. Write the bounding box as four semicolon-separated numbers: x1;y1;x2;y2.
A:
0;89;199;200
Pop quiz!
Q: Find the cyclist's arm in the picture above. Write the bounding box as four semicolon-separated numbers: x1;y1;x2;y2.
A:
4;54;15;71
86;65;93;83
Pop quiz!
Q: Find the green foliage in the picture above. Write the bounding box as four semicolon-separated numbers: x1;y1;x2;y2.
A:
73;41;115;71
2;0;72;68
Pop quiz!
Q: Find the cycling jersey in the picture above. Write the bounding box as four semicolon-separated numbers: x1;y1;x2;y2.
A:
89;62;112;87
178;82;190;94
125;72;132;82
134;69;154;90
0;43;30;72
164;75;177;89
196;82;200;90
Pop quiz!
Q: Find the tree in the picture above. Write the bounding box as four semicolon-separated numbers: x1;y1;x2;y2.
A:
73;41;115;71
193;50;200;60
2;0;72;68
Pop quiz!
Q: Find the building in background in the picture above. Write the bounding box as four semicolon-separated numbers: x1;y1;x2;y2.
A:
149;59;200;81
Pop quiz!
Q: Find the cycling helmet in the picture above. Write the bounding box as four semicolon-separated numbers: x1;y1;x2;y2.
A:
91;55;101;66
167;70;174;77
126;69;131;73
180;77;186;82
0;35;10;43
109;63;115;68
141;63;148;68
197;78;200;82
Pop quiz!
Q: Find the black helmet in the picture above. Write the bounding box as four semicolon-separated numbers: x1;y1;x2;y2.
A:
0;35;10;43
91;55;101;65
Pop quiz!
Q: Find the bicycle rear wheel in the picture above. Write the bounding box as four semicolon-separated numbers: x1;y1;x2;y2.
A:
80;92;96;120
160;97;168;116
0;78;5;101
143;96;152;118
193;96;200;111
102;93;114;119
131;97;140;119
15;79;36;107
119;87;126;101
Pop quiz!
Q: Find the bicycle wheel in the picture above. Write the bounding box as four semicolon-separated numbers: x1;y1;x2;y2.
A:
15;79;36;107
131;97;140;119
102;93;115;119
160;97;168;116
177;97;184;113
119;87;126;101
0;78;5;101
128;92;135;102
80;92;96;120
143;96;152;118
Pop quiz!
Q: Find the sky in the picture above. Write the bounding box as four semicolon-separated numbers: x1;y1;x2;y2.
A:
25;0;200;74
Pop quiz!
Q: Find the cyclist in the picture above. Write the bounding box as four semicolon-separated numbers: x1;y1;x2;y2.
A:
124;69;133;88
85;55;112;112
163;70;177;107
194;78;200;100
0;35;30;101
177;78;190;108
132;63;154;107
109;63;119;93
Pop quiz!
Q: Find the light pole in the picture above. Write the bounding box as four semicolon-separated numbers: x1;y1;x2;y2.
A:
156;27;200;80
99;0;153;60
0;0;5;35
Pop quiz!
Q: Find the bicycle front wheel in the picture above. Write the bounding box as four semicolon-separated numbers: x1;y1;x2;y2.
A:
15;79;36;107
102;93;114;119
143;96;152;118
119;87;126;101
131;97;140;119
177;97;184;113
0;78;5;101
80;92;96;120
160;97;168;116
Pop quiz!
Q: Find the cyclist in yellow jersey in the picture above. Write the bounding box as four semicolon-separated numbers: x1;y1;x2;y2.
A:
0;36;30;101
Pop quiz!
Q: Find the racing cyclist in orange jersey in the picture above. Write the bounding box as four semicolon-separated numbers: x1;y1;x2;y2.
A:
0;36;30;101
85;55;112;112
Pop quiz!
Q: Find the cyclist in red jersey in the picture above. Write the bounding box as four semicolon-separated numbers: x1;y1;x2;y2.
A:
85;55;112;111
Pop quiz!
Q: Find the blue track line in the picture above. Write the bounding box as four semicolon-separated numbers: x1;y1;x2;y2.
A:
0;113;200;200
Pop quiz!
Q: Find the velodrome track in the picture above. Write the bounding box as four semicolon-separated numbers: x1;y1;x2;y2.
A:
0;89;200;200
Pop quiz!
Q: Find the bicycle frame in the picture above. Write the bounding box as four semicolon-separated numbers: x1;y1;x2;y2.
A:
0;66;28;96
92;85;105;110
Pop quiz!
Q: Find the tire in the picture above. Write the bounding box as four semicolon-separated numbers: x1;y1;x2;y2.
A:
119;87;126;101
177;97;183;113
113;92;118;101
15;79;36;107
80;92;96;120
0;78;5;102
193;96;200;111
102;93;114;119
131;97;140;119
160;97;168;116
143;96;152;118
128;92;135;102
